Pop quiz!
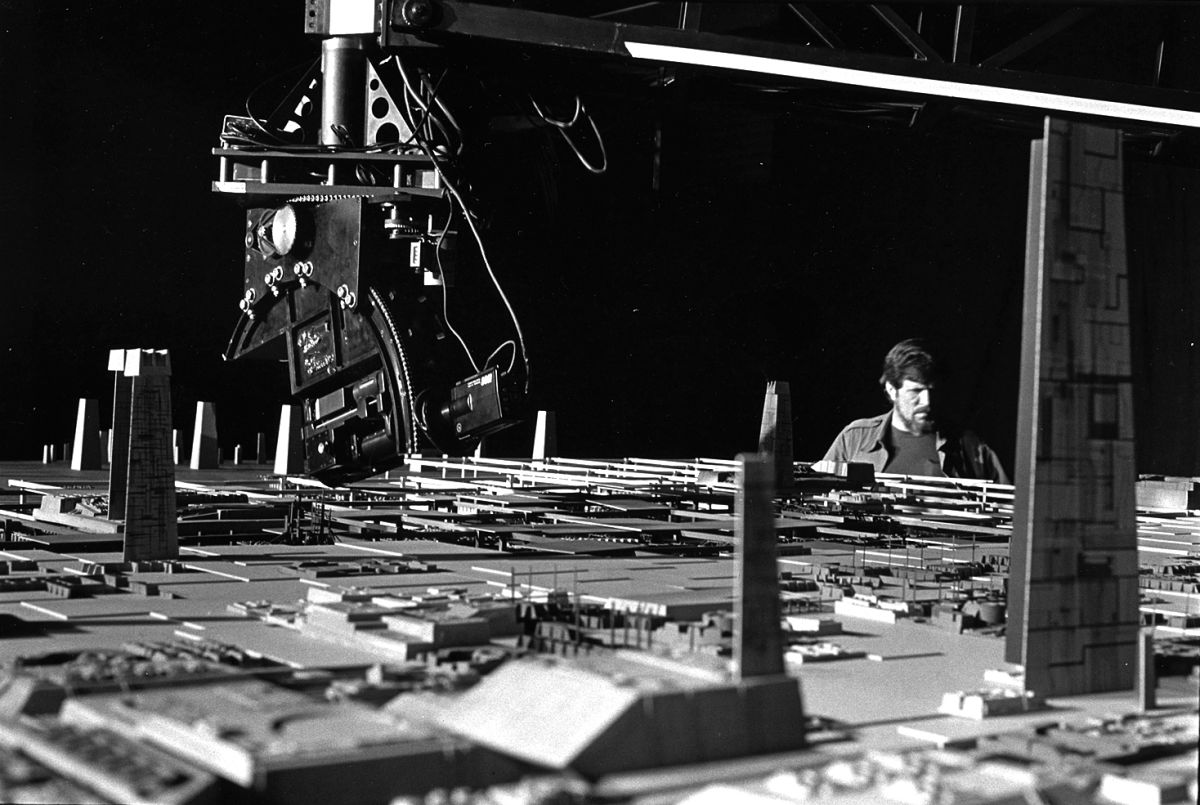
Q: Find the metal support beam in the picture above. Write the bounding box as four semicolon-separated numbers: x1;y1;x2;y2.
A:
390;1;1200;129
952;4;976;64
869;4;942;61
625;40;1200;128
678;2;701;32
590;2;662;21
786;3;845;49
980;8;1093;69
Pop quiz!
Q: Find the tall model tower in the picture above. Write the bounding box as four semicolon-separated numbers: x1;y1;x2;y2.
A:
733;452;785;680
119;349;179;561
1006;119;1139;697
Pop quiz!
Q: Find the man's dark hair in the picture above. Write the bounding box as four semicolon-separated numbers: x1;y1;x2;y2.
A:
879;338;940;389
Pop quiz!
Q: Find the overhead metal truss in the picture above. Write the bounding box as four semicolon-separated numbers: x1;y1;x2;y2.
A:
382;1;1200;132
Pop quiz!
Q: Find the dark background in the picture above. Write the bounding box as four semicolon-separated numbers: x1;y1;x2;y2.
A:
3;2;1199;477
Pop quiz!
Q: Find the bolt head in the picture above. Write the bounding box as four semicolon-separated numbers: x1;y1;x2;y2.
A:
402;0;436;27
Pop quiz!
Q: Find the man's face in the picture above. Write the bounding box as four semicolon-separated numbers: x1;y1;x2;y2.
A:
887;377;936;434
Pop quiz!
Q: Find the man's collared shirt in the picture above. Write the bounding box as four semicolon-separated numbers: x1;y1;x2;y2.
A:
821;412;1009;483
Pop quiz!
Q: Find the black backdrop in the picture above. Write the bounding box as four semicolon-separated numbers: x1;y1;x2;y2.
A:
4;2;1194;477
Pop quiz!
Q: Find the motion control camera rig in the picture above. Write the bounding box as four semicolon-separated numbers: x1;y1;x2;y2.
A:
215;5;528;485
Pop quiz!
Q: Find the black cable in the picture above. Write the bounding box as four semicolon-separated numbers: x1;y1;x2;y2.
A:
435;197;480;372
378;59;450;149
484;340;518;375
529;94;582;129
554;104;607;175
396;56;532;393
243;57;322;145
394;57;464;157
529;93;608;175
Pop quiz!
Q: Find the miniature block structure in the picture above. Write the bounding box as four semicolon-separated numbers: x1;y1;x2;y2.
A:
1137;628;1156;711
734;452;785;679
432;651;806;778
274;405;305;475
937;688;1045;720
120;349;179;561
757;381;794;494
0;716;219;805
1135;477;1200;510
189;401;219;470
107;349;132;520
1099;772;1194;805
69;398;101;471
532;410;557;460
1005;119;1140;697
834;596;900;623
809;459;875;487
60;679;514;803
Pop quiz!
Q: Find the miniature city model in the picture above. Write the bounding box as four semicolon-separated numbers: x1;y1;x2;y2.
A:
0;448;1196;804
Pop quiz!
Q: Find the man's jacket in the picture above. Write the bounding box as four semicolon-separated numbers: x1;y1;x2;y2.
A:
821;412;1009;483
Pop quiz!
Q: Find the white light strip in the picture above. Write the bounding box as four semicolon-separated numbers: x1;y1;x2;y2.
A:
625;41;1200;129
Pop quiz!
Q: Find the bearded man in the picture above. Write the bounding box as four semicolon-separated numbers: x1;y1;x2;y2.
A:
821;339;1008;483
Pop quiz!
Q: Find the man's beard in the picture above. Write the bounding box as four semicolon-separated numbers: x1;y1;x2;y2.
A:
901;408;935;434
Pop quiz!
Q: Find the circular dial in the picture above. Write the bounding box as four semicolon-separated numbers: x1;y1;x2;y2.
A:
270;204;299;255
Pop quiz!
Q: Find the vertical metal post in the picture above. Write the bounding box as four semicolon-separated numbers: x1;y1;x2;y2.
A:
320;36;366;146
